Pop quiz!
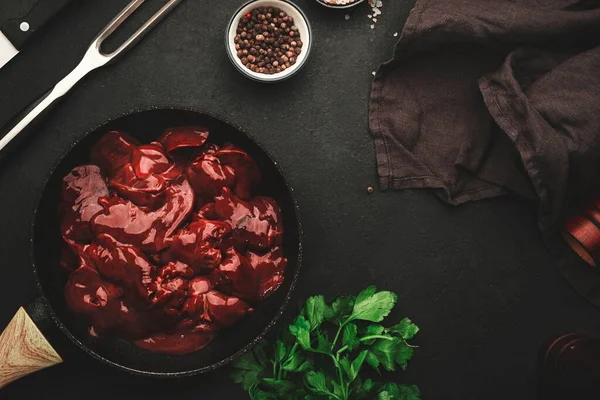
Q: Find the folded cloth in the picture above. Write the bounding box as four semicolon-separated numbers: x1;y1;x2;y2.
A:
370;0;600;304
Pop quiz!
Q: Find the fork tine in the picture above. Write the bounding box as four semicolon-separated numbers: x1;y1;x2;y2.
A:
93;0;183;60
92;0;146;47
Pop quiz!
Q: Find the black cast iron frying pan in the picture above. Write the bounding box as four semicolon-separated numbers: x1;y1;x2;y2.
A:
0;107;302;387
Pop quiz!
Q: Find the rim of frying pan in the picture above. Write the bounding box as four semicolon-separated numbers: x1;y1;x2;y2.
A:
29;105;303;377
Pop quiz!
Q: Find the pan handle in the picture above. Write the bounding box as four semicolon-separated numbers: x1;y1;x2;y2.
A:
0;306;63;389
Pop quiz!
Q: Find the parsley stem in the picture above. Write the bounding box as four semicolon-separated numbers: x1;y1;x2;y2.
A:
306;348;333;357
329;391;344;400
332;319;349;350
289;342;299;357
336;335;394;356
359;335;394;342
337;362;346;399
336;345;349;355
332;353;350;400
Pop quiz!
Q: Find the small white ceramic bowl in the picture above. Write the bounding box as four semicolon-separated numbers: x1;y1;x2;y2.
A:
226;0;312;83
315;0;366;9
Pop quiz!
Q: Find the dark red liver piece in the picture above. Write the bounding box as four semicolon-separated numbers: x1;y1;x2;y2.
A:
59;165;109;242
248;247;287;300
181;276;214;318
134;331;215;356
214;187;283;251
90;131;139;177
85;234;156;301
215;146;261;200
164;219;231;273
110;163;167;210
147;275;189;329
131;143;171;178
195;202;217;220
179;277;252;330
64;262;149;339
204;291;253;328
218;247;287;302
91;176;194;253
159;260;195;280
187;154;235;201
61;129;286;356
158;126;209;153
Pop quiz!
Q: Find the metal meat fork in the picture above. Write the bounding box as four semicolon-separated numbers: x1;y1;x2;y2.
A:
0;0;183;156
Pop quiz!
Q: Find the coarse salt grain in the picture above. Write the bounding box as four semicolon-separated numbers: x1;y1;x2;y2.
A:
367;0;383;28
322;0;357;4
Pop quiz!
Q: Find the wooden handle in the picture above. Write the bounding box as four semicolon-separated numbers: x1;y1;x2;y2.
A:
0;307;63;389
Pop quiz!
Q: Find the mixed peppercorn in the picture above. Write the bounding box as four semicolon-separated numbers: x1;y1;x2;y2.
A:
234;7;303;75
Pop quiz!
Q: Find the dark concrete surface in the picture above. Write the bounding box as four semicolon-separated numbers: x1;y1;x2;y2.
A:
0;0;599;399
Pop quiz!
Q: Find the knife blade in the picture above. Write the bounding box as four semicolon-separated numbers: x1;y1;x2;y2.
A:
0;31;18;69
0;0;75;69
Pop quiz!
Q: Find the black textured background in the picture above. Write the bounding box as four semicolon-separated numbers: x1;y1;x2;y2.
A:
0;0;599;399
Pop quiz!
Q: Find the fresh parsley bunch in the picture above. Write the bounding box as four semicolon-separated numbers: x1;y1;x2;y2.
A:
231;286;420;400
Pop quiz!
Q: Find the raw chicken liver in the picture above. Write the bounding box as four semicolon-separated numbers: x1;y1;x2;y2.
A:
60;128;286;355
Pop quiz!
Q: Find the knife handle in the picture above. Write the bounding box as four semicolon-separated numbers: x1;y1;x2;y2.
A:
1;0;75;50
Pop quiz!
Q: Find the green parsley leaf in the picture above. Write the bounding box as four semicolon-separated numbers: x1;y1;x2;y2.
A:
339;350;368;383
366;324;385;336
305;295;326;331
350;287;398;323
231;352;263;390
231;368;261;391
234;352;263;373
351;377;376;399
356;286;377;302
304;371;331;395
378;383;421;400
343;323;360;351
249;386;278;400
361;378;375;393
395;341;415;371
289;315;311;349
282;352;311;373
275;340;286;362
350;350;368;381
262;378;296;393
362;324;385;345
317;330;330;352
371;337;401;372
378;391;393;400
253;341;270;369
339;356;352;381
365;350;381;373
388;318;420;340
398;384;421;400
331;379;344;397
324;295;355;324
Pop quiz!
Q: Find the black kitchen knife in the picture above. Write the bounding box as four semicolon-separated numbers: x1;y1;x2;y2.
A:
0;0;75;69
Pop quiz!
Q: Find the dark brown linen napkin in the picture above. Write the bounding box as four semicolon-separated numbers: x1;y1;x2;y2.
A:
370;0;600;305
